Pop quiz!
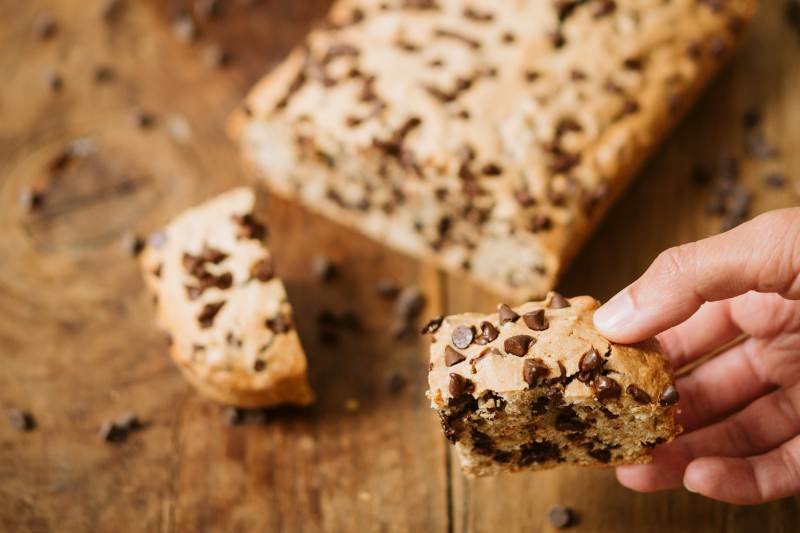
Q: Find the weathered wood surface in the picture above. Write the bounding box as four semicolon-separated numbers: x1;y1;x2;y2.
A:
0;1;798;532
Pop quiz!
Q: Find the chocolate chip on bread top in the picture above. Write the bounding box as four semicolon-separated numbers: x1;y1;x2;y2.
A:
425;292;681;477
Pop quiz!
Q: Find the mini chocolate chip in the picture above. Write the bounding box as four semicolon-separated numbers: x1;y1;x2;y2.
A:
7;409;34;431
579;348;602;372
420;316;444;334
514;188;535;207
120;232;145;256
221;406;241;426
686;41;702;58
549;292;570;309
743;107;762;129
98;420;127;442
376;278;400;299
474;321;499;345
592;0;616;18
449;373;470;396
502;32;516;43
763;172;786;189
523;359;549;386
452;325;475;349
624;57;643;70
445;345;467;367
43;70;62;91
250;258;274;282
504;335;535;357
116;412;140;431
594;375;621;402
530;215;551;233
547;505;572;529
266;314;292;334
523;309;549;331
627;385;652;404
549;30;565;48
708;34;727;57
498;304;520;324
254;360;266;372
198;301;225;329
395;286;425;319
482;163;502;176
311;254;337;282
658;383;680;406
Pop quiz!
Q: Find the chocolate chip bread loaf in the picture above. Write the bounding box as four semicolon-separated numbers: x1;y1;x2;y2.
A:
140;188;314;408
229;0;760;302
424;293;681;477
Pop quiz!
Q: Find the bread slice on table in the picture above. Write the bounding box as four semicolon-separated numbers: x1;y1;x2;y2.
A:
424;293;681;477
229;0;761;303
140;187;314;408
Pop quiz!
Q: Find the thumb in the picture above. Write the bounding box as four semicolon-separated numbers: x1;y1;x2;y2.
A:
593;208;800;344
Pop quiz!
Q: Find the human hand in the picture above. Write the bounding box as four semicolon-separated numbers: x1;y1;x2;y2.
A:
592;208;800;504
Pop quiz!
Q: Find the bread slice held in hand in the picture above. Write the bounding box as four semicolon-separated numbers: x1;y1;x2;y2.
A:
425;293;681;478
140;187;314;408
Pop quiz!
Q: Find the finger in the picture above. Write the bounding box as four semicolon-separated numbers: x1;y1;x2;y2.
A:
656;299;741;370
594;208;800;344
674;338;774;432
685;433;800;504
616;386;800;493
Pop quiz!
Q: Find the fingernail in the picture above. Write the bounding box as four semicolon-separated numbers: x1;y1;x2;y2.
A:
594;289;636;334
684;477;697;493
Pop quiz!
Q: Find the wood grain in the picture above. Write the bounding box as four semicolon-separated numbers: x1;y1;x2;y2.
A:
0;1;798;532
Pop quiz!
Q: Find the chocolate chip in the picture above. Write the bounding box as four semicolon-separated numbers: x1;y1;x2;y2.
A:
579;348;602;373
452;325;475;349
202;44;229;68
549;292;570;309
556;117;582;135
131;108;155;128
221;406;241;426
588;448;612;463
592;0;616;18
445;346;467;367
266;314;292;334
119;232;144;256
743;107;762;129
93;65;115;83
745;130;776;159
449;373;470;396
434;28;481;49
419;316;444;335
530;214;551;233
250;258;275;282
624;57;643;70
504;335;535;357
254;360;266;372
523;359;549;386
7;409;34;431
384;371;407;394
311;254;337;282
43;70;62;91
232;213;266;240
116;412;140;431
98;420;127;442
376;278;400;299
101;0;125;21
17;186;44;213
692;163;713;186
763;172;786;189
482;163;502;176
498;304;520;324
627;385;652;404
198;301;224;329
658;383;680;406
523;309;549;331
394;286;425;319
474;321;499;345
547;505;572;529
708;34;727;57
549;30;565;48
514;188;535;207
35;14;57;39
594;376;621;402
502;32;516;43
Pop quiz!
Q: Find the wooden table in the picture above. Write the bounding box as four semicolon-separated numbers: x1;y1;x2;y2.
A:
1;1;798;531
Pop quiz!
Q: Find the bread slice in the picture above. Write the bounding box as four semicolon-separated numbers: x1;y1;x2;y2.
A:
229;0;760;302
424;293;681;477
139;188;314;408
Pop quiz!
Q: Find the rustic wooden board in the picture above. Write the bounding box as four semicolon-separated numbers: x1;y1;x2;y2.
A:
0;1;798;532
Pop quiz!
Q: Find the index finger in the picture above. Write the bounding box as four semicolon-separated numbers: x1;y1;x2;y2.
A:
593;208;800;344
